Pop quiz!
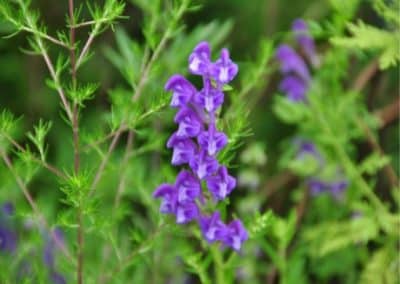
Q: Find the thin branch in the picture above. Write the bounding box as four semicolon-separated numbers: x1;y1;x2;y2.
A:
2;133;67;179
21;26;70;48
37;40;73;121
374;97;400;128
351;59;379;92
113;131;134;209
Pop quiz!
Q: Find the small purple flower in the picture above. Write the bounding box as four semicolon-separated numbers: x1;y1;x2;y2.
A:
308;179;328;195
189;41;211;75
2;202;14;216
206;166;236;201
167;133;197;165
292;19;319;67
165;75;197;108
174;106;203;138
194;87;225;113
198;126;227;156
176;170;201;203
211;48;238;84
176;202;199;224
50;271;66;284
279;75;307;102
189;151;219;180
275;44;310;82
222;220;248;251
153;184;178;214
199;212;227;243
329;180;348;199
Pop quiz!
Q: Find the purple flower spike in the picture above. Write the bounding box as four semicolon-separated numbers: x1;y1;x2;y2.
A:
156;42;246;250
194;87;225;113
176;170;201;203
190;151;219;180
167;133;197;165
206;166;236;201
279;75;307;102
165;75;197;108
189;41;211;75
222;220;248;251
176;202;199;224
174;107;203;138
211;48;238;84
198;127;228;156
199;212;227;243
153;184;178;214
275;44;310;82
292;19;319;67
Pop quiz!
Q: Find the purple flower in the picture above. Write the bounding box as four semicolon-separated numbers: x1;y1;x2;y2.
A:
176;202;199;224
206;166;236;201
167;133;197;165
275;44;310;82
176;170;201;203
199;212;227;243
165;74;197;108
153;184;178;214
292;19;319;67
222;220;248;251
194;87;225;113
189;41;211;75
279;75;307;102
189;151;219;180
211;48;238;84
197;125;227;156
174;106;203;138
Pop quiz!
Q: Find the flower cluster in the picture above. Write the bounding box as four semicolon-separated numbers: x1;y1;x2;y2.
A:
275;19;318;102
295;140;348;199
0;202;66;283
153;42;248;251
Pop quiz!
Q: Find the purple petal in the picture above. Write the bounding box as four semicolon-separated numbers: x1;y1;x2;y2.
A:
176;170;201;203
199;212;227;243
279;75;307;102
198;127;228;156
165;75;197;108
308;179;328;195
210;48;238;84
1;202;14;216
50;271;67;284
188;41;211;75
189;151;219;180
275;44;310;82
167;133;197;165
176;202;199;224
153;184;178;214
206;166;236;201
174;107;203;138
194;88;224;113
222;219;248;251
0;225;17;253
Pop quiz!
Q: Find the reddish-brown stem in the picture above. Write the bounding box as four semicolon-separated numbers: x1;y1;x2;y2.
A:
69;1;83;283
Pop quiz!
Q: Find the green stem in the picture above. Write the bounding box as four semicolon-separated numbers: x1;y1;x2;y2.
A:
211;246;225;284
